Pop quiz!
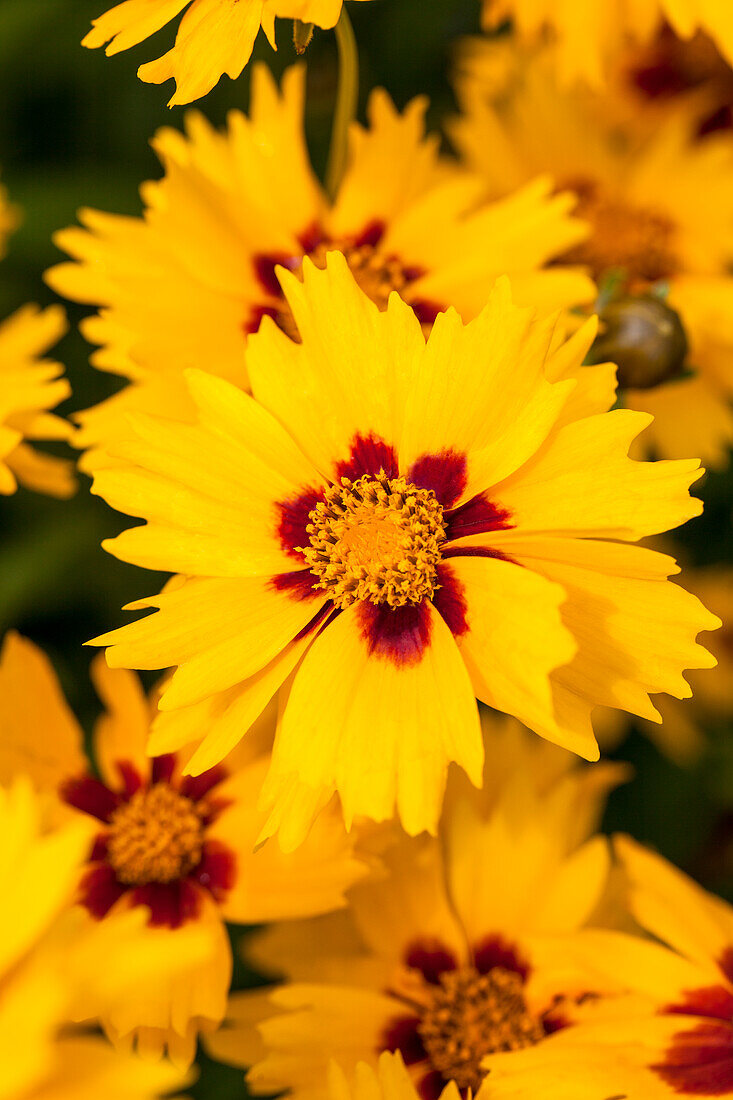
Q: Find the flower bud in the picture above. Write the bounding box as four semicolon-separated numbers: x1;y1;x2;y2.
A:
590;295;689;390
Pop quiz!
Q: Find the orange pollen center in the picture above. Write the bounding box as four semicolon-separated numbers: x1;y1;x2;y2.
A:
276;241;413;341
417;967;545;1093
563;178;680;287
106;783;205;886
299;470;446;609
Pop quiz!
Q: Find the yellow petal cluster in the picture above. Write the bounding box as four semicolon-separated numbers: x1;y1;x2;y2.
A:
83;0;375;105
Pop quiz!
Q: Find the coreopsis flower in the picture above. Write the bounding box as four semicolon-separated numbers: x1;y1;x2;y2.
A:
480;0;733;85
451;39;733;467
83;0;373;105
0;631;365;1065
89;258;718;847
467;837;733;1097
204;723;627;1097
46;63;594;470
0;303;75;497
0;775;193;1100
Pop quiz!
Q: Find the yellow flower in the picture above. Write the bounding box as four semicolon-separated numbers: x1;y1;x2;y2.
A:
87;257;717;846
203;722;628;1097
451;38;733;468
46;63;594;471
0;776;190;1100
466;836;733;1097
480;0;733;85
0;304;75;497
83;0;373;106
0;631;366;1066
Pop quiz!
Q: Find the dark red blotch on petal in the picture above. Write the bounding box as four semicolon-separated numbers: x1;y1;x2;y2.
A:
381;1016;428;1065
654;1021;733;1095
358;601;432;667
192;840;237;903
336;434;399;481
411;300;443;327
151;753;177;785
131;879;202;930
180;764;228;804
116;760;144;800
405;939;459;985
473;934;531;982
408;451;467;510
417;1070;448;1100
243;303;280;336
276;486;323;561
79;863;127;919
666;985;733;1022
445;495;513;542
353;220;386;249
60;775;121;823
271;569;321;602
253;252;301;297
432;563;469;639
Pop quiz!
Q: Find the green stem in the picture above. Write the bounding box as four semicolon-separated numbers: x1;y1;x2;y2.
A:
325;6;358;200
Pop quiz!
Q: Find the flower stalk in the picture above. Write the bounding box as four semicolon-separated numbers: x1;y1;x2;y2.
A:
325;7;359;200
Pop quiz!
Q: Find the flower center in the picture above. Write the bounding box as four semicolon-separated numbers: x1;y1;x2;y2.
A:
275;240;416;341
106;783;205;886
300;471;446;609
417;966;545;1093
562;177;680;287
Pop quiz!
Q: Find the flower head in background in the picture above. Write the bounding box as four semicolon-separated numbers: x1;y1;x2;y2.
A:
607;23;733;138
0;775;198;1100
468;837;733;1097
0;304;75;498
480;0;733;86
46;63;594;470
451;37;733;468
204;719;627;1098
89;259;717;847
0;632;365;1065
83;0;373;106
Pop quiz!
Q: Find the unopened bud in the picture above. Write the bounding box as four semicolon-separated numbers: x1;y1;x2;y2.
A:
589;295;689;390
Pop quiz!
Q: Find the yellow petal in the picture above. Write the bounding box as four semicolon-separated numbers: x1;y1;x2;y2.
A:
262;599;482;841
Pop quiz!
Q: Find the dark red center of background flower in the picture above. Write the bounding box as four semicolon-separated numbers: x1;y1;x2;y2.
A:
246;222;443;338
380;935;567;1099
60;754;235;929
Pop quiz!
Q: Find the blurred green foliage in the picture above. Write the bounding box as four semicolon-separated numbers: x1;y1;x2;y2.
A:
0;1;731;1089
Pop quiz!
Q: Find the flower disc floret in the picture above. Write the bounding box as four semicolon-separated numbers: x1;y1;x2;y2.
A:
300;471;447;609
418;965;544;1092
563;178;680;287
107;783;205;886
